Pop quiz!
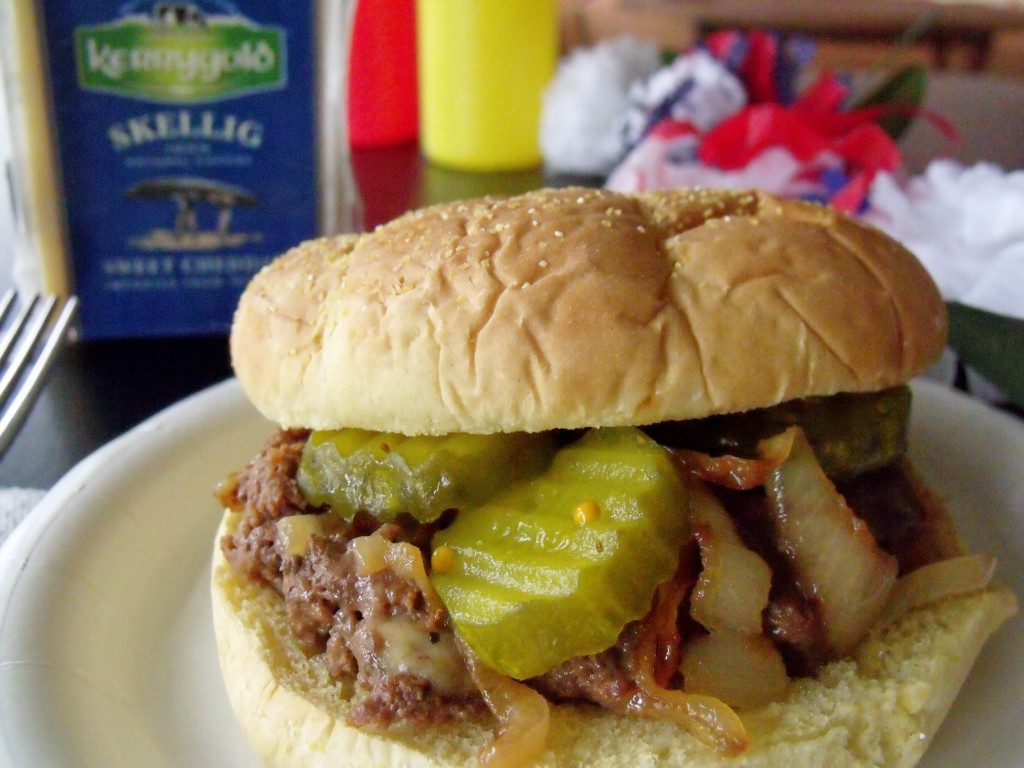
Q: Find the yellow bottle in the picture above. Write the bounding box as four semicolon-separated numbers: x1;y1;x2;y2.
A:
416;0;558;171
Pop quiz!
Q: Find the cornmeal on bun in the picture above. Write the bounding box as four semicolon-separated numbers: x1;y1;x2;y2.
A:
213;187;1016;768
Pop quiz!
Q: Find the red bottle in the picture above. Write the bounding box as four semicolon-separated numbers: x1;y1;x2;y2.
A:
347;0;419;148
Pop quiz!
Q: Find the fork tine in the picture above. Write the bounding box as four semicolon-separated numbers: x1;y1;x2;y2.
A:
0;295;58;405
0;295;79;456
0;293;40;371
0;289;17;328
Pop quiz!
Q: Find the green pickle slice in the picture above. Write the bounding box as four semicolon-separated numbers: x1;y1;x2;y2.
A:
647;386;912;480
297;429;557;523
431;427;692;681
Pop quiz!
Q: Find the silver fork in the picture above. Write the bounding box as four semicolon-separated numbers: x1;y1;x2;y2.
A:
0;290;79;456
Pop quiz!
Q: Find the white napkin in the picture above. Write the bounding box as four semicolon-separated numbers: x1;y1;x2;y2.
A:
540;35;661;176
0;487;45;548
866;160;1024;320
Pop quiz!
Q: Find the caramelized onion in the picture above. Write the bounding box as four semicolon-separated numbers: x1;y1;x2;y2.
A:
681;631;789;709
689;484;772;635
621;565;750;756
879;553;996;627
668;445;786;490
763;428;898;657
459;637;550;768
352;532;449;618
648;566;693;688
383;539;448;615
625;644;750;755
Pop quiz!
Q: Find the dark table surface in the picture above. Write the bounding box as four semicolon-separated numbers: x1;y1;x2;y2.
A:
0;334;233;489
0;145;592;490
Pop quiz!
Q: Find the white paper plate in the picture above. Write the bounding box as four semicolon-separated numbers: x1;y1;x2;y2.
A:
0;378;1020;767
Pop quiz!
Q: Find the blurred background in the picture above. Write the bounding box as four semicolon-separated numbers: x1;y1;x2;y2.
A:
557;0;1024;75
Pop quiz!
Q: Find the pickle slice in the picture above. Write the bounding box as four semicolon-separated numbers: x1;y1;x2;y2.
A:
647;386;911;480
297;429;557;523
431;427;691;680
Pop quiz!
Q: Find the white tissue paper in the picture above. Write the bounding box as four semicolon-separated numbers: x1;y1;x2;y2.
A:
866;160;1024;320
619;49;747;144
540;36;661;176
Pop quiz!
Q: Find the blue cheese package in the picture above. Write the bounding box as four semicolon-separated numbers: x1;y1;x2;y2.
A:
30;0;356;338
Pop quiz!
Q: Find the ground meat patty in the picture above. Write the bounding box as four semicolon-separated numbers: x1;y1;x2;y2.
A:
284;531;485;725
222;428;312;529
218;428;311;588
219;429;945;727
219;430;485;725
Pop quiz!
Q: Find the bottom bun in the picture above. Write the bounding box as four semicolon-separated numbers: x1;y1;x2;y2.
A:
211;509;1016;768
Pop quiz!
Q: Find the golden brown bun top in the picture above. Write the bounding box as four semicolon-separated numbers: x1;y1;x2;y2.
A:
231;187;946;434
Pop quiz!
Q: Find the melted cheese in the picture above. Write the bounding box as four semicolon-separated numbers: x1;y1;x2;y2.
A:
375;617;475;697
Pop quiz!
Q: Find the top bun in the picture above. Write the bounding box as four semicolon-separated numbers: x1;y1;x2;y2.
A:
231;187;946;434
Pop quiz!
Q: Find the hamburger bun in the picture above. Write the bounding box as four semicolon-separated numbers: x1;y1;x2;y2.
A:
230;187;945;435
212;508;1017;768
217;187;1011;768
